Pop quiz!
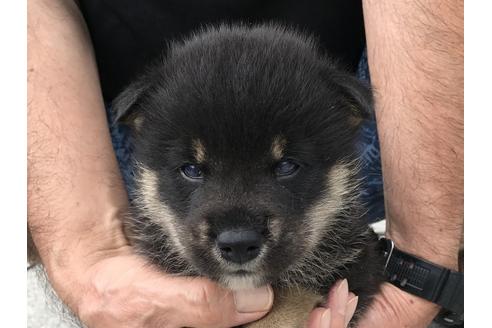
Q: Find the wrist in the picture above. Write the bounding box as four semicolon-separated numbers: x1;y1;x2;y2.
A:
44;245;135;317
375;282;441;326
34;206;132;304
386;220;460;272
379;236;464;325
39;203;129;264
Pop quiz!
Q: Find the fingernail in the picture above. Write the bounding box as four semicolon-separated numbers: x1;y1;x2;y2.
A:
320;308;331;328
336;279;348;295
344;296;358;326
334;279;349;316
233;286;274;313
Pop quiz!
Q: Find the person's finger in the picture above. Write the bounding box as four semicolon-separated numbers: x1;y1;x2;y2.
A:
344;294;358;326
166;277;274;328
325;279;349;327
306;307;331;328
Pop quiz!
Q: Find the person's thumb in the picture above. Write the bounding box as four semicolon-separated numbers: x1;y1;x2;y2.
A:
171;277;274;328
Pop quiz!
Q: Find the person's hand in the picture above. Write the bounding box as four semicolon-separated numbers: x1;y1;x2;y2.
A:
354;282;440;328
306;279;358;328
306;279;440;328
55;247;273;328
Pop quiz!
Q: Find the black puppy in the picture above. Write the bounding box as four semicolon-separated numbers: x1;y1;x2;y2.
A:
114;24;385;327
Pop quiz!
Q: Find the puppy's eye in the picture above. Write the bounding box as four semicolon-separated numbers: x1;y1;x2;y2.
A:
275;159;300;177
180;164;203;180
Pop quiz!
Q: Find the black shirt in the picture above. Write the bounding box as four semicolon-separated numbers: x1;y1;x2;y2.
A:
78;0;365;102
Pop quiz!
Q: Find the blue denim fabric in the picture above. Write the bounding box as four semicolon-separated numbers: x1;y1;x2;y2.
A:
106;107;134;194
355;50;386;223
107;50;385;222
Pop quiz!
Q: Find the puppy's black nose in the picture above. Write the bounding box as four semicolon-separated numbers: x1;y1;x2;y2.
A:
216;230;263;264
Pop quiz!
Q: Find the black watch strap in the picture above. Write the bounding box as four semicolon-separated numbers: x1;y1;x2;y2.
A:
380;238;463;322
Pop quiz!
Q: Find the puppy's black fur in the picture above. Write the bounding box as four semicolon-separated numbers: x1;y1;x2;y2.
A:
114;24;385;326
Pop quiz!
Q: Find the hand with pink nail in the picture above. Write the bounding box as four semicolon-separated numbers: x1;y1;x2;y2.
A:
306;279;441;328
306;279;358;328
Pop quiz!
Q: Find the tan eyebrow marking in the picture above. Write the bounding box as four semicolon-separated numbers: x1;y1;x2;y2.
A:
134;116;144;130
271;135;287;161
192;139;206;163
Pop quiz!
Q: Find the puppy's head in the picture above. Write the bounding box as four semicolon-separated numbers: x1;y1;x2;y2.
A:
114;25;372;290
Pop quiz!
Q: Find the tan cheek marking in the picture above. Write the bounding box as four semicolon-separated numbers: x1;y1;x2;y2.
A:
197;221;209;244
271;135;287;161
134;165;187;254
268;218;282;242
304;162;356;249
192;139;206;163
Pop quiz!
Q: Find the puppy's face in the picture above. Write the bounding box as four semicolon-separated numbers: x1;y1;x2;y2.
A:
115;26;372;290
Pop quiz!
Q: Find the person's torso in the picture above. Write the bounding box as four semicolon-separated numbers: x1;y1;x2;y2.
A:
79;0;365;102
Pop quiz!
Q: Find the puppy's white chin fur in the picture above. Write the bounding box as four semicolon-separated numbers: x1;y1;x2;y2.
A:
221;274;265;290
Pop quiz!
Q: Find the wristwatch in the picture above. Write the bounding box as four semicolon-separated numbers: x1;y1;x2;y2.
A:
379;238;464;326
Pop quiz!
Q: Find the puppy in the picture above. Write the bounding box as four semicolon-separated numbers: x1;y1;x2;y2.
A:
113;24;385;327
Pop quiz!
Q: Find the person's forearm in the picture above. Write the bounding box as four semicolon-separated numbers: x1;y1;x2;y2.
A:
28;0;129;291
363;0;463;271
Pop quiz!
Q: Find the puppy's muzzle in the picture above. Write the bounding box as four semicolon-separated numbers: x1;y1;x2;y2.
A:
216;229;263;264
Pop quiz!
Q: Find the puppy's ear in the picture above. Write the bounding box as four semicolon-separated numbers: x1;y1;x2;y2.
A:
332;73;374;124
111;79;149;128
